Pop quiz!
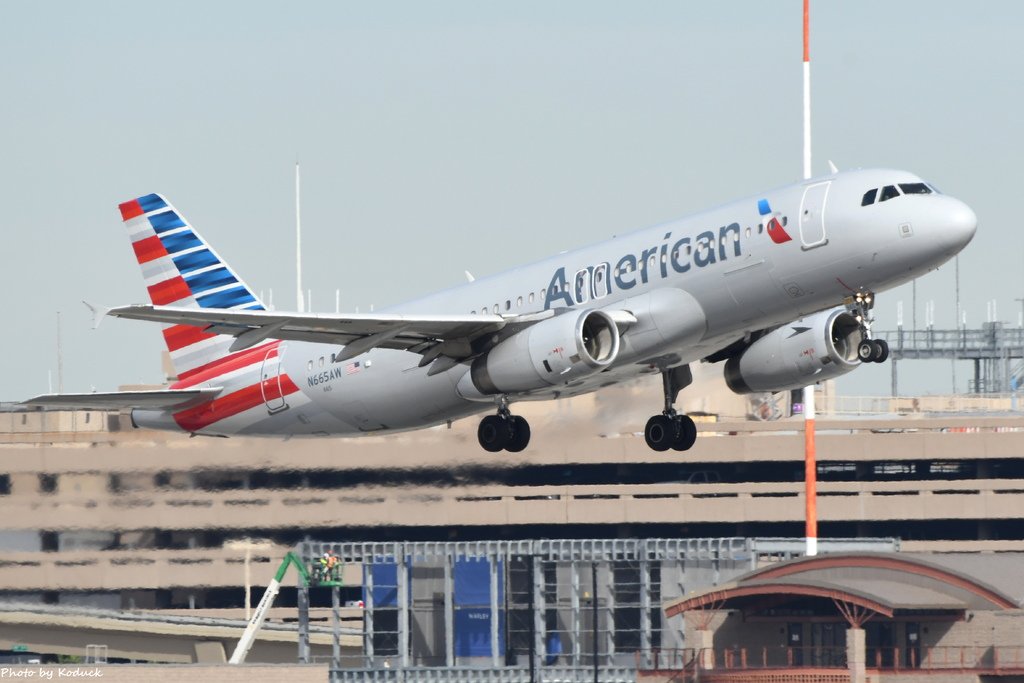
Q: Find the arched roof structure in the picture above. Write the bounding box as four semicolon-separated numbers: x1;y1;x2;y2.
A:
664;552;1022;623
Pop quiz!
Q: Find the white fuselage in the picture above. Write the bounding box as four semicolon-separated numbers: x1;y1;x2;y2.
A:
134;168;976;437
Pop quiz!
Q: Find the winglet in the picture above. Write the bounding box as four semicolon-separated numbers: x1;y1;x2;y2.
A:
82;301;112;330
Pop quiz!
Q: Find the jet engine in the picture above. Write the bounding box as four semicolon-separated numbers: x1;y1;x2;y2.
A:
461;309;620;395
723;307;863;394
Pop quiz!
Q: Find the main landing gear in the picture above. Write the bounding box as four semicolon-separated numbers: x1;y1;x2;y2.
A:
850;291;889;364
477;397;531;453
644;365;698;452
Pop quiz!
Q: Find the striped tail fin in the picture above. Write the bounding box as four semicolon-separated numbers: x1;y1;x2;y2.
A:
119;193;267;380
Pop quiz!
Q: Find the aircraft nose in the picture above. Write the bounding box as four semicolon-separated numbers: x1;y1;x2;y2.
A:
943;198;977;251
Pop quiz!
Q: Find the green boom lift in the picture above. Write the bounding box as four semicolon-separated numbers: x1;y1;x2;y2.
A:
228;551;343;664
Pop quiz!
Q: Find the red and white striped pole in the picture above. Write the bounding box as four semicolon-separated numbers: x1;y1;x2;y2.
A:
801;0;818;557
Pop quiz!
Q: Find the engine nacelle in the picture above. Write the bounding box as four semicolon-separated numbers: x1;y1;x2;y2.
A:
461;309;620;395
724;308;862;394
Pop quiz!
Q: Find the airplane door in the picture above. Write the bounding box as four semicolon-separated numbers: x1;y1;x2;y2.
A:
799;181;830;249
260;347;289;414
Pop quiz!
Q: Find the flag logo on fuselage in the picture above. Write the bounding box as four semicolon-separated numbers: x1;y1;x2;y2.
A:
758;198;792;244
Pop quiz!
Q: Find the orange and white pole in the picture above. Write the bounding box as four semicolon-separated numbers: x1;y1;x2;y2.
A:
802;0;811;181
801;0;818;557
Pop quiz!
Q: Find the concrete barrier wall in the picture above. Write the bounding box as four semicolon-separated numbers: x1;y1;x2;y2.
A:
0;664;327;682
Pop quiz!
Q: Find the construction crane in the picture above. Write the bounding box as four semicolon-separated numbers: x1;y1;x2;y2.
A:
228;550;343;664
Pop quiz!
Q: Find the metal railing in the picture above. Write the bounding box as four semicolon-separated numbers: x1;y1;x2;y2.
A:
815;393;1021;415
866;645;1024;671
331;666;638;682
876;326;1024;354
639;648;848;673
638;646;1024;675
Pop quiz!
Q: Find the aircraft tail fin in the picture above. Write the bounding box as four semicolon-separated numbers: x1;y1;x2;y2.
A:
118;194;267;379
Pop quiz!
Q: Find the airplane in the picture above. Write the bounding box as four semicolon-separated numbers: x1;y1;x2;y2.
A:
22;168;976;452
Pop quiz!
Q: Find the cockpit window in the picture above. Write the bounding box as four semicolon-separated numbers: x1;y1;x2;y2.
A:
879;185;900;202
927;183;943;194
899;183;931;195
861;189;878;206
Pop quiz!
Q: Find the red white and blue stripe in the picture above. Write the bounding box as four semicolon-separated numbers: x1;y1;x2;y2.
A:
119;193;268;379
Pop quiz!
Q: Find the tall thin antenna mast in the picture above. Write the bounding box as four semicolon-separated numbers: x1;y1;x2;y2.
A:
296;162;304;313
57;311;64;394
801;0;818;558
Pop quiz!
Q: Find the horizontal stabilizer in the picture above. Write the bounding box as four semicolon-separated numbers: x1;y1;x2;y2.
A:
21;388;223;411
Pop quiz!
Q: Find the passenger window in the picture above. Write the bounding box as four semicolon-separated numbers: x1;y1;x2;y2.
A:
307;360;314;371
879;185;900;202
505;300;511;311
861;189;878;206
516;296;523;307
318;357;324;368
745;227;751;238
899;183;931;195
528;292;535;304
493;304;499;314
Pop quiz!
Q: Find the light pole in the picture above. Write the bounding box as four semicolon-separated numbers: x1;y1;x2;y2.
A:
226;538;274;620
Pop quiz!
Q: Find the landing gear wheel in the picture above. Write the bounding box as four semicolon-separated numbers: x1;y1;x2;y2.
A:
505;416;531;453
857;340;876;363
645;415;675;452
644;366;698;453
873;339;889;363
478;415;510;452
671;415;698;452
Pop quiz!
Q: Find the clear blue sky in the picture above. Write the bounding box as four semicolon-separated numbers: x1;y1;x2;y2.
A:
2;1;1020;399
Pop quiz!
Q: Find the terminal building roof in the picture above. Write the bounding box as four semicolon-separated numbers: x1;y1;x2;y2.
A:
664;552;1024;623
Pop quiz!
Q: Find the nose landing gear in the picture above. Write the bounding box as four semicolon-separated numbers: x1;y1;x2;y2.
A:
477;397;531;453
850;291;889;363
644;365;698;452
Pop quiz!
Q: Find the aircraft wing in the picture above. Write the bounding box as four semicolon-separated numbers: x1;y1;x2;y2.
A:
105;304;545;372
21;388;223;411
